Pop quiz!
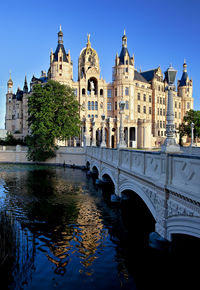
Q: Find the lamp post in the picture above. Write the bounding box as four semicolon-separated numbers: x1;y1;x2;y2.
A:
101;114;106;147
91;119;96;146
161;65;180;153
117;100;127;148
191;122;194;147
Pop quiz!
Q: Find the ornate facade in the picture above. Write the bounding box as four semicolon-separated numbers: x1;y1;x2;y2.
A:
5;27;194;148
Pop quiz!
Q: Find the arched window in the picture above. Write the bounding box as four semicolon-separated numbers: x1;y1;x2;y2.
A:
88;101;91;110
91;101;94;110
95;101;98;110
125;87;129;96
82;88;85;95
100;89;103;96
125;101;129;109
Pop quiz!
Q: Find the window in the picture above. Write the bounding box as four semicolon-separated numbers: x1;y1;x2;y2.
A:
125;101;129;109
149;107;152;114
138;105;140;113
163;109;165;115
160;108;162;116
59;57;62;62
163;121;165;128
115;88;117;97
91;101;94;110
163;98;165;105
157;120;159;128
82;88;85;95
100;89;103;96
157;97;159;103
88;114;90;118
59;64;62;70
160;97;162;104
143;94;146;102
107;89;112;98
126;60;128;65
115;101;117;110
95;101;98;110
179;102;181;109
88;101;91;110
161;131;163;136
175;112;177;118
107;102;112;111
137;93;140;100
143;106;146;114
175;101;177;108
157;108;159;115
125;87;129;96
179;112;181;119
149;95;151;103
125;67;128;73
160;121;162;128
187;102;190;109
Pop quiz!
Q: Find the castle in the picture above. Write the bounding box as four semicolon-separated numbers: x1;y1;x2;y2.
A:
5;27;193;148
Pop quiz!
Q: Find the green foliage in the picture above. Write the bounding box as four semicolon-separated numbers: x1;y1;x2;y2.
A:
179;110;200;144
0;132;26;146
27;80;80;161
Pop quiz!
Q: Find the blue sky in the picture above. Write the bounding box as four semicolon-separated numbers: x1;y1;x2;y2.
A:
0;0;200;128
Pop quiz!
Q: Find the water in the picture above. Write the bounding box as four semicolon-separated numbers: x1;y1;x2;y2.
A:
0;164;199;290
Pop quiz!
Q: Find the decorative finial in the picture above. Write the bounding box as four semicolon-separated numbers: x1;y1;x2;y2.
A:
60;24;62;31
124;28;126;36
184;58;186;64
87;33;91;48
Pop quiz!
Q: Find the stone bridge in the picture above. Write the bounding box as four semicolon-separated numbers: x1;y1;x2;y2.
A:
85;146;200;244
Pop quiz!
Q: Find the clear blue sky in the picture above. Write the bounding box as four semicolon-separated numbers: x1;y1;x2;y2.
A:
0;0;200;128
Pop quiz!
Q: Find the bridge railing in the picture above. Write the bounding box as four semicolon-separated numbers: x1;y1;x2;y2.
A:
86;147;200;203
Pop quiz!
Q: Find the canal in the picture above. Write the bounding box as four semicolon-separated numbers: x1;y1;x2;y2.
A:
0;164;199;290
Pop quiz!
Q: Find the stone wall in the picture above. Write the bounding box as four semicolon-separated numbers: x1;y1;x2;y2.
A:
0;146;85;167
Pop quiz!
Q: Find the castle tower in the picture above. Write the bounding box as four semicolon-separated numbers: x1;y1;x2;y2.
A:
5;74;14;131
48;26;73;84
178;60;193;120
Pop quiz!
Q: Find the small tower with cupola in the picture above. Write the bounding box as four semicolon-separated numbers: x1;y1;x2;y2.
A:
177;60;193;120
48;26;73;84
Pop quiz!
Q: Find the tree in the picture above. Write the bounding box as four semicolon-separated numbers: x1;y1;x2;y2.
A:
27;80;80;161
178;109;200;145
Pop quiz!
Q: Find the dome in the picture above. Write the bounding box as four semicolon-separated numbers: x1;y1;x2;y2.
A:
78;34;100;79
7;76;13;86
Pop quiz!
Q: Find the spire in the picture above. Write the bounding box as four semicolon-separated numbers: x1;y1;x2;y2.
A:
122;29;127;48
58;25;63;44
86;33;91;49
183;59;187;72
7;71;13;93
23;75;28;93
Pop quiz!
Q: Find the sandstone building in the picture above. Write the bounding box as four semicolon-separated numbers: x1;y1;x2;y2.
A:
5;27;194;148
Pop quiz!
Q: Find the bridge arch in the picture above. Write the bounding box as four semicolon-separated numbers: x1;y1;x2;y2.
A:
119;181;157;220
166;216;200;241
100;167;117;192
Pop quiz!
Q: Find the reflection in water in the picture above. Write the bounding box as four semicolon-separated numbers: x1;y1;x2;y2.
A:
0;165;136;289
0;164;199;290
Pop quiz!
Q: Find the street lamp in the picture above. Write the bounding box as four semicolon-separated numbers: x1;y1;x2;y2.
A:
161;65;180;153
117;100;127;148
101;114;106;147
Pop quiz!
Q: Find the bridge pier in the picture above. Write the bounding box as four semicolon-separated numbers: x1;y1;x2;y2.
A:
149;232;171;251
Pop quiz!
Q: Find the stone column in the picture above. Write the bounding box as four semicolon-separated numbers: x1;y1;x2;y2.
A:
117;101;127;148
101;114;106;147
92;120;96;146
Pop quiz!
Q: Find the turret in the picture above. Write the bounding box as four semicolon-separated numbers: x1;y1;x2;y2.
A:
7;73;13;93
48;26;73;83
23;75;28;93
178;60;193;120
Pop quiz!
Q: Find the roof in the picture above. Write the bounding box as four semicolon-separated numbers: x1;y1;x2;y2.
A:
54;44;68;62
134;70;149;83
140;69;157;81
119;47;130;64
179;71;188;87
